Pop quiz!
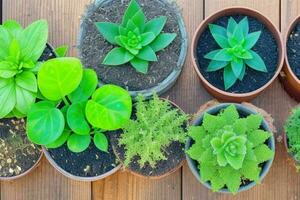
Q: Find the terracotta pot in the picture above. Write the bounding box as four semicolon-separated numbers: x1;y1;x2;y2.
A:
191;7;284;102
112;98;186;179
185;101;276;193
280;15;300;101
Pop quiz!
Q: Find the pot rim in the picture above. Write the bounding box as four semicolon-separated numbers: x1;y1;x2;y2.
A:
185;103;276;194
112;97;187;179
78;0;188;99
191;6;284;99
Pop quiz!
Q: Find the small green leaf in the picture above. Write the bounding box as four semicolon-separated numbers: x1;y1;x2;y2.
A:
238;17;249;36
0;78;16;118
245;50;267;72
86;84;132;130
136;46;157;61
38;57;83;101
209;24;229;48
248;130;271;148
200;163;217;182
131;10;145;30
122;0;141;27
55;45;69;57
219;165;241;194
67;134;91;153
46;129;71;149
103;47;134;65
150;33;176;52
95;22;119;44
221;104;239;124
229;24;244;47
144;16;167;36
207;60;228;72
140;32;155;46
8;39;21;62
253;144;274;163
3;20;22;38
15;85;36;114
130;57;149;73
244;31;261;49
210;171;226;192
246;114;263;131
205;49;232;62
67;102;90;135
15;71;37;92
68;69;98;103
224;65;238;90
231;59;244;78
94;132;109;152
27;101;65;145
0;61;18;78
240;159;260;182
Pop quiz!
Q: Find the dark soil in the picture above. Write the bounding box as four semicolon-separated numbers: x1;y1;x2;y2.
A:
287;22;300;80
47;133;119;177
78;0;182;91
110;131;185;177
196;15;279;93
0;118;41;177
39;44;56;61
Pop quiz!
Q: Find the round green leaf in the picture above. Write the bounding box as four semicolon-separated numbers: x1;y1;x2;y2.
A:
68;69;98;103
67;134;91;153
38;57;83;101
67;102;90;135
45;129;71;149
94;132;108;152
85;84;132;130
27;101;65;145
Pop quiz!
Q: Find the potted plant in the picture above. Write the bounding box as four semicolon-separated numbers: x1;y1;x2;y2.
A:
281;15;300;101
283;107;300;171
78;0;188;98
191;7;284;102
26;57;133;181
0;19;56;181
186;102;275;194
111;94;189;179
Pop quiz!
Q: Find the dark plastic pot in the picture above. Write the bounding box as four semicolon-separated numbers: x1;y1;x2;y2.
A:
79;0;188;99
185;103;275;194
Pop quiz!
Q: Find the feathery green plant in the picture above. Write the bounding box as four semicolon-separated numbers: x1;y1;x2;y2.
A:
95;0;177;74
204;17;267;90
187;105;274;194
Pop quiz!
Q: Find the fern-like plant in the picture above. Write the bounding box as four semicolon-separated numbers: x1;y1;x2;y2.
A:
284;107;300;163
118;94;188;168
187;104;274;194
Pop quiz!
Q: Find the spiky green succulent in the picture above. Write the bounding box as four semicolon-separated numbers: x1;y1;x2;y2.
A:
95;0;177;74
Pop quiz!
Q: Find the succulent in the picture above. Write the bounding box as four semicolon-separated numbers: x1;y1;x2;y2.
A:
204;17;267;90
95;0;177;74
187;105;274;194
118;94;188;168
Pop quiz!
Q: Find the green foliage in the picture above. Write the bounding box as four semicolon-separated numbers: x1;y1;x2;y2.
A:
54;45;69;57
204;17;267;90
95;0;176;74
187;105;274;194
27;61;133;153
0;19;48;118
284;107;300;162
119;94;188;168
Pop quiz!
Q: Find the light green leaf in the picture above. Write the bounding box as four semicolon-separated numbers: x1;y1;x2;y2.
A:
210;171;226;192
46;129;71;149
3;20;23;38
131;10;145;30
150;33;177;52
94;132;109;152
238;17;249;36
0;61;18;78
15;71;37;92
38;57;83;101
205;49;232;62
0;78;16;118
236;50;253;60
240;159;260;182
15;85;36;114
244;31;261;49
209;24;229;48
246;114;263;131
144;16;167;36
254;144;274;163
27;101;65;145
8;39;21;62
219;165;241;194
140;32;155;46
130;57;149;74
200;163;217;182
248;130;271;147
0;26;12;59
221;104;239;124
95;22;119;44
103;47;134;65
67;134;91;153
67;102;90;135
122;0;141;26
238;63;246;81
207;60;228;72
86;84;132;130
55;45;69;57
227;17;237;37
136;46;157;61
231;59;244;78
224;65;238;90
245;50;267;72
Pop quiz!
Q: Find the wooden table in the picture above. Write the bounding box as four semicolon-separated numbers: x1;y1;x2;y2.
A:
1;0;300;199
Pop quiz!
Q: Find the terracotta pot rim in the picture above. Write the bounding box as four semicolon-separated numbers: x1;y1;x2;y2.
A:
112;98;186;179
42;146;121;182
191;6;284;99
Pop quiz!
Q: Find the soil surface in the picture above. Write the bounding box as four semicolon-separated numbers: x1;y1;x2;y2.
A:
0;118;41;178
196;15;279;93
287;22;300;80
47;133;119;177
78;0;182;91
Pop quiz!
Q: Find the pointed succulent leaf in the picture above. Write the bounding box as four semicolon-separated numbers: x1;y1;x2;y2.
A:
95;22;119;45
67;134;91;153
244;31;261;49
207;60;228;72
248;130;271;147
210;171;226;192
221;104;239;125
206;49;232;62
122;0;141;26
219;165;241;194
245;50;267;72
227;17;237;37
209;24;229;48
200;163;217;182
140;32;156;46
103;47;134;65
238;17;249;36
131;10;145;31
246;114;263;131
130;57;149;74
144;16;167;36
136;46;157;61
240;159;260;182
231;58;244;78
253;144;274;163
224;65;238;90
150;33;176;52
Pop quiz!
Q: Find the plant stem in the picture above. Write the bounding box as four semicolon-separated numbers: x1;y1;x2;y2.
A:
62;96;70;106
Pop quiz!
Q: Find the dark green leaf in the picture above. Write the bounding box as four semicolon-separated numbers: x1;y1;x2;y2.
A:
140;32;156;46
131;10;145;31
15;71;37;92
228;24;244;47
55;45;69;57
45;129;71;149
122;0;141;26
245;50;267;72
27;101;65;145
209;24;229;48
130;57;149;73
144;16;167;36
67;134;91;153
150;33;176;52
68;69;98;103
231;58;244;78
94;132;108;152
0;78;16;118
206;49;232;61
103;47;134;65
238;63;246;81
67;102;90;135
207;60;228;72
224;65;238;90
95;22;119;45
239;17;249;36
244;31;261;49
3;20;23;38
15;85;36;114
136;46;157;61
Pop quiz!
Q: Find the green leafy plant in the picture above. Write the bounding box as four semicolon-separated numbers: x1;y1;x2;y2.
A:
204;17;267;90
119;94;188;168
284;107;300;164
187;105;274;194
0;19;48;118
95;0;177;74
26;57;132;153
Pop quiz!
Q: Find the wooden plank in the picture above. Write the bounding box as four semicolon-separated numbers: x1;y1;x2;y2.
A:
1;1;92;200
182;0;300;199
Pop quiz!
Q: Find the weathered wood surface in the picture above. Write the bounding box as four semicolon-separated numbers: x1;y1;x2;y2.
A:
1;0;300;199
